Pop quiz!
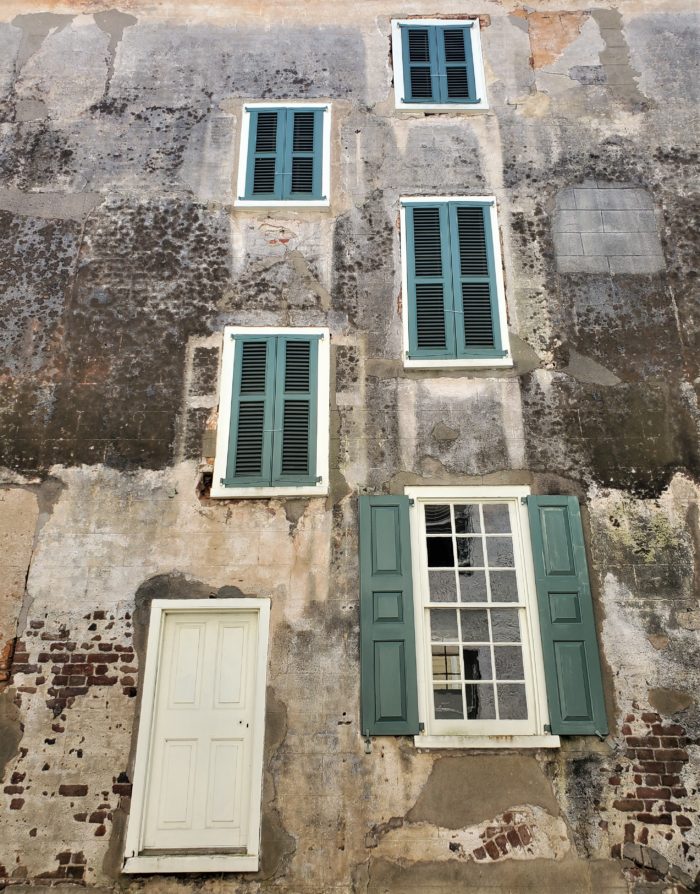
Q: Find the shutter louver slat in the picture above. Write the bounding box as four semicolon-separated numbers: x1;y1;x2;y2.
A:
407;205;453;357
453;204;498;354
457;206;489;275
284;340;311;391
281;401;310;475
286;110;319;197
443;29;467;62
405;27;435;100
254;111;278;151
416;285;448;349
461;283;494;348
234;403;265;474
292;112;315;151
251;111;280;196
413;207;443;276
239;342;268;392
408;29;430;61
272;337;318;485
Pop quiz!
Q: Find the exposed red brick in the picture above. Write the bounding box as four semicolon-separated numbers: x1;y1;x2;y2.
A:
484;839;500;860
9;798;24;809
59;784;88;797
641;712;661;723
635;787;671;799
676;816;692;829
495;834;508;855
635;813;672;825
3;786;24;794
518;825;532;846
73;813;87;822
506;829;521;848
638;827;649;844
613;799;644;812
112;783;132;796
633;749;654;760
94;825;107;837
671;787;688;797
643;775;661;786
654;749;688;762
57;852;71;865
89;811;106;824
611;843;622;858
608;775;621;785
472;846;487;860
663;801;682;812
66;866;85;879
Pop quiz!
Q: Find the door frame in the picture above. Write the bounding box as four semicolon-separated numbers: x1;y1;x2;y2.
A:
123;598;271;874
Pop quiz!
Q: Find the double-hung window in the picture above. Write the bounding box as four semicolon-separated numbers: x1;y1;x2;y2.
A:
359;488;608;748
392;19;488;111
401;198;511;367
236;104;330;207
212;328;330;498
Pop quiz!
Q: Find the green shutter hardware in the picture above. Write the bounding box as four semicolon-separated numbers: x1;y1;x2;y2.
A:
400;24;478;104
359;495;419;736
223;335;320;488
244;108;325;201
527;496;608;737
405;201;504;360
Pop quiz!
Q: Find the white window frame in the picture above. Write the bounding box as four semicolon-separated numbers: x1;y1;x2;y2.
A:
235;102;331;208
406;486;559;749
391;19;489;112
400;196;512;370
123;598;271;873
211;326;330;499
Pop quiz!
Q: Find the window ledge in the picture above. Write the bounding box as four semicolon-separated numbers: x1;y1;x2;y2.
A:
234;199;330;209
404;357;514;370
123;853;259;874
414;734;561;750
210;483;328;499
395;102;490;112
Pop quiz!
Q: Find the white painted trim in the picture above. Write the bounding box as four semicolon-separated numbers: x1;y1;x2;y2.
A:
123;598;271;874
235;103;331;208
391;19;489;112
406;487;555;746
399;198;512;369
211;327;330;499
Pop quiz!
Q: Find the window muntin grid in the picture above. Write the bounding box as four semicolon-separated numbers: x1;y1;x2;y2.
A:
422;501;530;725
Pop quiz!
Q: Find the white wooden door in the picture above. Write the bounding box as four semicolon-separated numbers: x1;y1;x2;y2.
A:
142;610;258;851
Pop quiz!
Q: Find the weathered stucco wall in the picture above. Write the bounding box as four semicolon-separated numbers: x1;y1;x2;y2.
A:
0;2;698;892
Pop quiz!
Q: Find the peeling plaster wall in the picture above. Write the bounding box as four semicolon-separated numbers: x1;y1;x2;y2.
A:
0;2;698;893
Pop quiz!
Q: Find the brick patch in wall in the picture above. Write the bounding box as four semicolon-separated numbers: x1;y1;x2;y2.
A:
472;812;535;862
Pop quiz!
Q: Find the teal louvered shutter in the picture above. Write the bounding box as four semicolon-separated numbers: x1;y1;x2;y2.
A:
435;26;477;103
283;109;324;200
449;203;504;359
245;110;285;199
271;335;319;485
400;26;440;102
359;496;419;736
406;203;455;359
527;496;608;736
224;336;277;486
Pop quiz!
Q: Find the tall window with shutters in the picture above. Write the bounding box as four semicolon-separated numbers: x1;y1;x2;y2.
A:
236;104;331;207
400;197;511;367
212;327;330;498
391;19;488;111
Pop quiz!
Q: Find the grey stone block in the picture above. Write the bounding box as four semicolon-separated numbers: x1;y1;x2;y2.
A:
554;210;604;232
609;255;665;274
600;27;628;47
557;256;609;273
569;65;607;85
554;232;584;255
556;187;577;210
575;188;654;210
582;231;664;256
602;210;658;233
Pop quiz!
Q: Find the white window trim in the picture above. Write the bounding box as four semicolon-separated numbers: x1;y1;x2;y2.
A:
211;326;330;499
235;102;331;208
399;197;512;369
391;19;489;112
405;486;559;749
123;598;271;874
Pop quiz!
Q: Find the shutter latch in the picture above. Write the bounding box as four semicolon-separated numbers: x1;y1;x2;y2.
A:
544;723;551;733
594;729;607;741
363;730;373;754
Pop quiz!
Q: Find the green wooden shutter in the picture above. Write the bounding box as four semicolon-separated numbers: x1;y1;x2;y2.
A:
449;202;504;359
406;203;455;359
435;26;477;103
244;109;285;199
401;26;440;102
527;496;608;736
359;496;419;736
284;109;324;200
271;335;319;485
224;336;277;486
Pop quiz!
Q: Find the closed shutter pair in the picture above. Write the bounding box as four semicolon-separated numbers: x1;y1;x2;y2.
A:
223;334;319;487
359;495;608;737
401;24;478;104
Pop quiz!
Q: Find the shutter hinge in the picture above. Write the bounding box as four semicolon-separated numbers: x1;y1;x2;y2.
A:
363;730;373;754
418;721;425;732
408;498;415;506
594;729;607;742
220;477;226;485
316;475;322;483
544;723;551;733
521;496;528;505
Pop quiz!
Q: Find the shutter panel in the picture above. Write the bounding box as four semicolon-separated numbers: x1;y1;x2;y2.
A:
401;26;440;102
449;203;504;358
284;109;324;200
527;496;608;736
224;336;276;486
245;110;285;199
271;335;319;485
359;496;419;736
436;26;477;102
405;204;455;359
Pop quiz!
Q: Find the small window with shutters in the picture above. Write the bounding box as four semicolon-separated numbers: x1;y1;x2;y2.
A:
391;19;488;111
400;197;511;368
236;104;330;207
212;327;330;498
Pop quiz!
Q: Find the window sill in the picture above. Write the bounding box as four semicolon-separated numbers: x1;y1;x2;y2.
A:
414;734;561;750
210;482;328;499
395;101;490;112
234;199;330;209
403;356;513;370
123;853;259;874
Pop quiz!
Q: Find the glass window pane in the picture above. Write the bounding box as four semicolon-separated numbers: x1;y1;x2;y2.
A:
432;645;460;680
489;570;519;602
462;646;492;681
483;503;511;533
456;537;484;568
459;609;489;642
486;536;514;567
429;571;458;602
497;684;528;720
430;609;458;642
454;504;481;534
458;569;487;602
434;685;463;720
465;683;496;720
427;537;455;567
494;645;524;680
425;504;452;533
490;609;521;642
